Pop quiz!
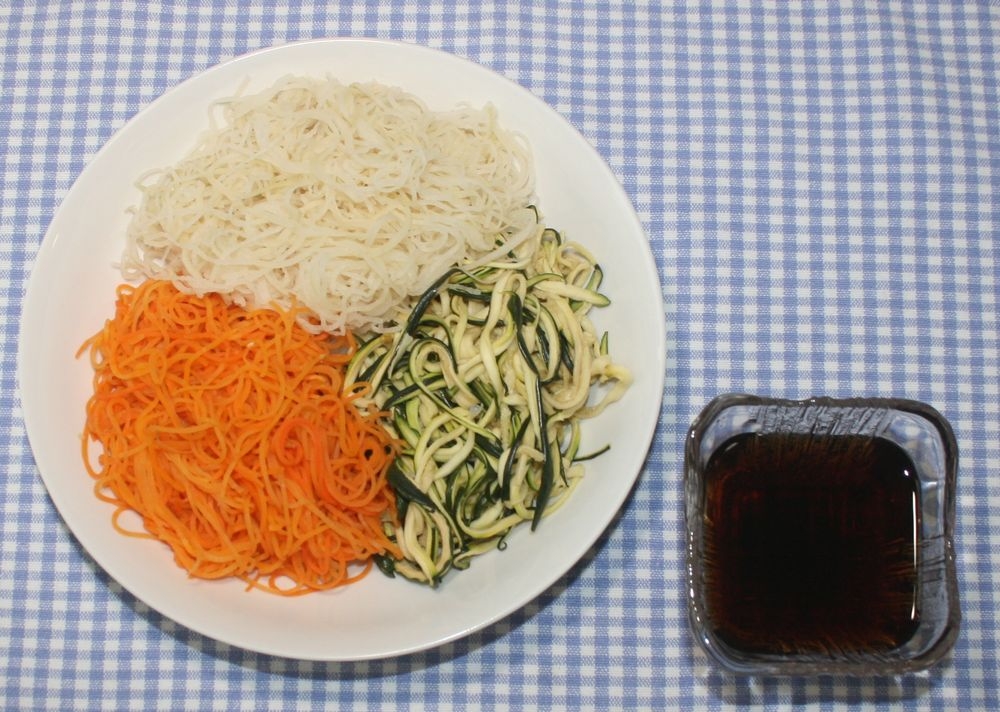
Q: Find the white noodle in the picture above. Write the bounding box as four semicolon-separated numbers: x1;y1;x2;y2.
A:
121;76;538;334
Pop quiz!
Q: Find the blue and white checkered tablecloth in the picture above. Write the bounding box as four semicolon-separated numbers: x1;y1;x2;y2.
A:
2;1;998;709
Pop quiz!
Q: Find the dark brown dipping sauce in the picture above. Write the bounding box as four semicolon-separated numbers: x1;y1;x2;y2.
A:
702;432;920;657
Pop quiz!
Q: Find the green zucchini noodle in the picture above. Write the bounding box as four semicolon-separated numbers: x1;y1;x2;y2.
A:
345;223;632;586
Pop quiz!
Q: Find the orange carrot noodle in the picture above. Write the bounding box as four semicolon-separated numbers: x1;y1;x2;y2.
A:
79;279;401;595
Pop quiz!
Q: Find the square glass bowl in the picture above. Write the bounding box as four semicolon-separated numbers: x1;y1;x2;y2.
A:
684;394;960;675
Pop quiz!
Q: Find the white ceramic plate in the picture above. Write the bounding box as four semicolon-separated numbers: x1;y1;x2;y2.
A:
19;39;665;660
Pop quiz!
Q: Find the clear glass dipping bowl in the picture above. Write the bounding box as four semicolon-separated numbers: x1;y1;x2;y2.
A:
684;394;960;675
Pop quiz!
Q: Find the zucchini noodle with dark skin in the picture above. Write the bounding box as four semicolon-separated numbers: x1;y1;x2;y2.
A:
344;220;631;586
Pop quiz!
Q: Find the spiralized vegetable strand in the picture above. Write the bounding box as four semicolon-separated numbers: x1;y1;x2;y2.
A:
80;280;401;595
346;225;632;586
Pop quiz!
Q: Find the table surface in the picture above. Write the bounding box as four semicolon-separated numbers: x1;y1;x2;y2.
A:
3;2;998;710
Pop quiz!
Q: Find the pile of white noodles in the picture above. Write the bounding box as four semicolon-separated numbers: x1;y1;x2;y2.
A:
121;76;538;334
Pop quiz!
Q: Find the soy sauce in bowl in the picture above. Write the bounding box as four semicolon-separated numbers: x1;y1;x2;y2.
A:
702;432;920;657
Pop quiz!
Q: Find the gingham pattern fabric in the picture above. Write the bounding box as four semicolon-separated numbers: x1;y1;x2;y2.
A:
2;1;998;710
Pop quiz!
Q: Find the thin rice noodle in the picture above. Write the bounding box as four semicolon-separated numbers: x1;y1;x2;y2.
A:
122;76;538;334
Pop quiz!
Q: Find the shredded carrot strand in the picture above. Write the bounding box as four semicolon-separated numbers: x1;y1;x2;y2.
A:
79;280;401;595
